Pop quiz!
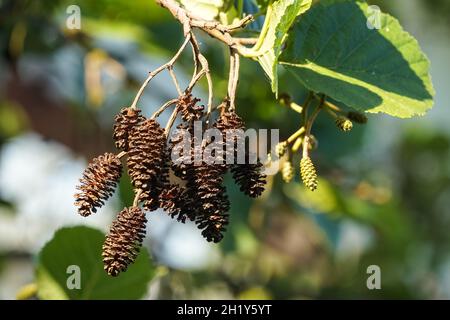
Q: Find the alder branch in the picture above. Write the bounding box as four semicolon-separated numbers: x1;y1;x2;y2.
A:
130;33;191;109
155;0;253;53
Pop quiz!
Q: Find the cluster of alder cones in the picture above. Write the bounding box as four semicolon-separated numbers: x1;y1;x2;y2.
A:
74;93;266;276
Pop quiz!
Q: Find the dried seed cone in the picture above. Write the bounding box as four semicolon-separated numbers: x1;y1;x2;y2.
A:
159;184;191;223
300;156;318;191
168;123;195;180
177;94;204;122
185;160;230;242
75;153;122;217
347;111;368;124
102;207;147;277
275;141;288;158
196;208;229;243
335;117;353;132
231;160;266;198
126;119;167;211
281;160;294;183
113;107;145;151
215;110;245;132
214;110;245;164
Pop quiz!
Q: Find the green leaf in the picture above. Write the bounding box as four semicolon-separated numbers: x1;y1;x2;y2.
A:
280;1;435;118
36;226;154;300
181;0;224;21
250;0;312;94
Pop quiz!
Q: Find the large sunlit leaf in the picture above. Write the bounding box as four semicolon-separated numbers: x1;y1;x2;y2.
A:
36;226;154;300
280;1;435;118
250;0;312;94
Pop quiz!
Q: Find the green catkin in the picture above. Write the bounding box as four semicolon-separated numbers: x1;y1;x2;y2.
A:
335;116;353;132
347;111;368;124
300;156;318;191
281;160;294;183
275;141;288;158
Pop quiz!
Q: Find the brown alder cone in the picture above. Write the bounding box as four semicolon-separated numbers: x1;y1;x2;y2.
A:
231;159;266;198
168;122;195;180
189;162;230;243
74;153;122;217
215;109;267;198
126;118;167;211
214;109;245;164
177;93;204;122
102;206;147;277
113;107;145;151
159;184;192;223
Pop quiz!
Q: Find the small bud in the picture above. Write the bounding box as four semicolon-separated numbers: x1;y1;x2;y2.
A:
335;116;353;132
275;141;288;158
347;111;368;124
308;135;318;151
279;93;292;106
281;160;294;183
300;156;318;191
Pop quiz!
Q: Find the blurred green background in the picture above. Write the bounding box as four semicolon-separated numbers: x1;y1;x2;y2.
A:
0;0;449;299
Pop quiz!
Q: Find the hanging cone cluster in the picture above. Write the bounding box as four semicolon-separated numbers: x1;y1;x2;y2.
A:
76;94;267;275
300;156;318;191
75;153;122;217
113;107;145;151
102;206;147;277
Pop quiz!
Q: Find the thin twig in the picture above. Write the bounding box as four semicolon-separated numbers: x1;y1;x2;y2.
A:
303;95;325;157
227;50;235;104
116;151;127;159
186;32;207;91
198;54;214;118
235;37;258;45
165;106;179;135
130;33;191;109
287;127;306;144
228;49;240;110
151;98;179;119
188;33;200;89
168;66;182;95
133;189;142;207
187;69;206;92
